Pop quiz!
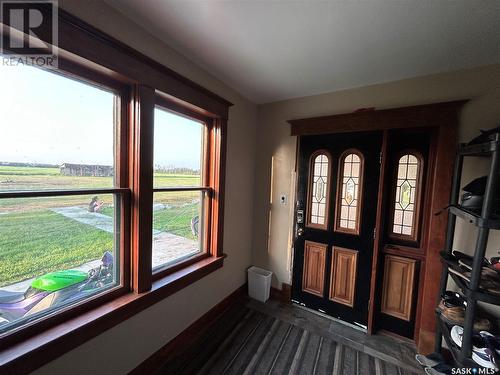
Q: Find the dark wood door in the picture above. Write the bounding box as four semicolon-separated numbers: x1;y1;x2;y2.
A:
292;131;382;328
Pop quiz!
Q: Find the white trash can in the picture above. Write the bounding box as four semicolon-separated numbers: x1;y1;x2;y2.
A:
247;266;273;303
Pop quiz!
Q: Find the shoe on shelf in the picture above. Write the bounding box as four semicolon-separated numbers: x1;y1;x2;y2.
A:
438;302;490;331
437;294;491;331
458;259;500;278
451;250;489;267
480;331;500;356
490;257;500;272
448;266;500;295
450;326;499;370
442;291;464;306
438;299;465;325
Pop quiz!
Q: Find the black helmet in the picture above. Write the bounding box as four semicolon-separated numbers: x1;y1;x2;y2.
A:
461;192;484;212
460;176;500;215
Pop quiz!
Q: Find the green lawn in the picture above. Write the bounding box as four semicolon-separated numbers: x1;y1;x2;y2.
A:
0;166;200;212
0;166;59;176
0;210;113;287
0;166;201;286
101;202;199;240
153;203;199;240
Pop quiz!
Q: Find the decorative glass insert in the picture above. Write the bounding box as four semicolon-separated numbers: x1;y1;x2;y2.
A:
337;152;363;232
309;153;330;227
392;154;420;237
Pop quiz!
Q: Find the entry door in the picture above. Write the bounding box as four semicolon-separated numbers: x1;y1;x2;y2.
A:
292;131;382;328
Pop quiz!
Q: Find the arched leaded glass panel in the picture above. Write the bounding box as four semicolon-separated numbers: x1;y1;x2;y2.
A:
335;151;363;234
392;153;421;238
307;152;330;229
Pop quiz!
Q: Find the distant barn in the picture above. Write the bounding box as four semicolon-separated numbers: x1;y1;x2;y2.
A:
60;163;113;177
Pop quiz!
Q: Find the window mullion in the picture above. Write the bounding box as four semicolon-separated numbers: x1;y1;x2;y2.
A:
130;84;155;293
209;118;227;258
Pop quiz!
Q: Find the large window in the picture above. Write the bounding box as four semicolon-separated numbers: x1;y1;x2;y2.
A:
0;11;229;370
152;106;209;272
0;63;127;335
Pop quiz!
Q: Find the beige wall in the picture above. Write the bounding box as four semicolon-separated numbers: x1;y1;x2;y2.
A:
252;64;500;290
35;1;258;374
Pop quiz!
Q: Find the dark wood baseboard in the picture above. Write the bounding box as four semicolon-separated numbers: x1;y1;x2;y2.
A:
130;283;247;375
270;283;292;303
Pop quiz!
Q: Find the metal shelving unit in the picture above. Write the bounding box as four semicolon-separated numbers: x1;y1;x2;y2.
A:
435;131;500;368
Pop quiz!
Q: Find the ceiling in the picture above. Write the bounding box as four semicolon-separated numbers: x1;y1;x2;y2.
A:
106;0;500;104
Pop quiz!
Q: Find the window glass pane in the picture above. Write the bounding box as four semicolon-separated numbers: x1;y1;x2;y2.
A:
0;64;117;191
154;108;203;188
337;152;363;232
0;194;120;334
393;154;420;237
152;191;206;270
309;153;329;226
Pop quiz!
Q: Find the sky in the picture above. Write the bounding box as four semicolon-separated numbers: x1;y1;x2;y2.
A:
0;64;202;170
154;108;202;171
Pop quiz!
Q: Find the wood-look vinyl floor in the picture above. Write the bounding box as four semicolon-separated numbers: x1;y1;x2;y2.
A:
160;298;423;375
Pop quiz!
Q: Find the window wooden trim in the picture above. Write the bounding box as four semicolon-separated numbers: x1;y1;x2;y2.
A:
151;97;224;280
305;150;332;230
0;59;132;349
0;7;230;370
388;150;424;244
334;149;364;235
57;11;233;119
0;255;225;374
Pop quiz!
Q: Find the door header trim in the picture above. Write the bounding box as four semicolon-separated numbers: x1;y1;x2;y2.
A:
288;100;467;136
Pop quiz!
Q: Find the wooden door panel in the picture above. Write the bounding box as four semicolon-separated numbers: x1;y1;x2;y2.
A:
381;255;416;321
329;247;358;307
302;241;327;297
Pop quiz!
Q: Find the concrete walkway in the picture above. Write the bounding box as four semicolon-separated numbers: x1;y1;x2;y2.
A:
2;206;199;292
50;206;115;233
50;206;162;234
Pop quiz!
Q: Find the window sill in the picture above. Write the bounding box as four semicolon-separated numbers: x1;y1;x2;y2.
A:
0;255;225;374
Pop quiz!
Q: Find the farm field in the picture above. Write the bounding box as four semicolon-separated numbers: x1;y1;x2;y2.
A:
0;165;200;210
0;166;201;286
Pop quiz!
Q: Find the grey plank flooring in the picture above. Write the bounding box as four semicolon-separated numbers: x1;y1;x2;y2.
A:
159;298;423;375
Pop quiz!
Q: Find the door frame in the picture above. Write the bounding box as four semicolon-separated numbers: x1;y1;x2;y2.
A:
288;100;467;353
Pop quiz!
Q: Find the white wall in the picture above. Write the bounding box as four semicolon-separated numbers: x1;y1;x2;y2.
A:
252;65;500;289
35;1;258;374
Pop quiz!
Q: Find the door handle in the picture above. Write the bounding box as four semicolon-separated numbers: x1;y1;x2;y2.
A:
297;227;304;237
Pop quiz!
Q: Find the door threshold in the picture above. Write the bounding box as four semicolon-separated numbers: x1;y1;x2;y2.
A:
293;303;367;333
